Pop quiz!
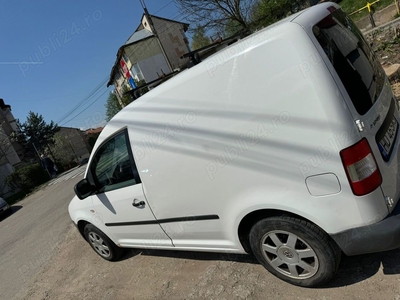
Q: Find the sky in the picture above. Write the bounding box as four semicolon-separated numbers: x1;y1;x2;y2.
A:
0;0;182;130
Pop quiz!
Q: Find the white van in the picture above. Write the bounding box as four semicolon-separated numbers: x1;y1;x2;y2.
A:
69;3;400;287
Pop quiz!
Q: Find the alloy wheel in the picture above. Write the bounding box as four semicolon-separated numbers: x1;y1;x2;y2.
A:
88;232;111;258
260;230;319;279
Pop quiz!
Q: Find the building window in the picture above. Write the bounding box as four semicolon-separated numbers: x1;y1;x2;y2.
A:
131;64;144;81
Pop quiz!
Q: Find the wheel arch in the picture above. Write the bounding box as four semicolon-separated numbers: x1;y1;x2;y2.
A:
77;220;90;240
76;218;120;246
237;209;336;254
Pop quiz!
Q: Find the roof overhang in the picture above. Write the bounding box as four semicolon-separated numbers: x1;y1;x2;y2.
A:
107;34;156;87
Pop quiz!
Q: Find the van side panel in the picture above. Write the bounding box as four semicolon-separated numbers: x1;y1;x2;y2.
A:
118;23;388;252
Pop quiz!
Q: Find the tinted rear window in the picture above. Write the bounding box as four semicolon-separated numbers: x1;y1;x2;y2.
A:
314;9;384;115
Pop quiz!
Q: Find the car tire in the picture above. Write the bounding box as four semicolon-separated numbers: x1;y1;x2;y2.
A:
84;224;124;261
249;216;341;287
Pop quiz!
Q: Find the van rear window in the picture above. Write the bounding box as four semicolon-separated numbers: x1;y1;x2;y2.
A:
313;9;384;115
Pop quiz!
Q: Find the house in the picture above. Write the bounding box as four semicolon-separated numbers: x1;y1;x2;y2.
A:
0;99;23;166
53;127;91;163
0;99;24;196
107;13;190;99
85;127;103;150
85;127;103;135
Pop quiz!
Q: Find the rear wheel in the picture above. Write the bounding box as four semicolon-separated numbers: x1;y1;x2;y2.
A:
249;216;340;287
84;224;124;261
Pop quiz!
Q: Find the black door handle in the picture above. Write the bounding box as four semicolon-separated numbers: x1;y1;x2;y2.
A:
132;199;145;207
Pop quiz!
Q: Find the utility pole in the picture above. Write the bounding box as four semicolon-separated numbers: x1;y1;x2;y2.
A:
139;0;173;72
67;138;79;162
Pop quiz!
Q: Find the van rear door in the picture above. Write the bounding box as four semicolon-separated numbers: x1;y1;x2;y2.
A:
313;8;400;211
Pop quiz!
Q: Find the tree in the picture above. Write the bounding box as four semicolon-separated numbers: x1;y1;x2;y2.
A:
87;132;100;151
224;19;243;37
51;133;77;167
174;0;254;32
13;111;59;158
250;0;310;29
105;91;123;122
6;163;49;193
105;87;133;121
191;25;211;50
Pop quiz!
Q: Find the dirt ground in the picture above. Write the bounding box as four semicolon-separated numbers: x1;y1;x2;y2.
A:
373;26;400;102
12;223;400;300
392;81;400;96
369;24;400;78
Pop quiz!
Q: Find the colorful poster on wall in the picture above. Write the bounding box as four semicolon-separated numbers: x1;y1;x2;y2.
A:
120;59;130;79
129;77;136;89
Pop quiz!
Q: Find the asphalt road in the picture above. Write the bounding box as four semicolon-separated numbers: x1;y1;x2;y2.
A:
0;167;85;300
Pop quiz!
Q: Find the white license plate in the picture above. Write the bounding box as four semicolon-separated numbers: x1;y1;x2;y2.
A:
379;117;398;158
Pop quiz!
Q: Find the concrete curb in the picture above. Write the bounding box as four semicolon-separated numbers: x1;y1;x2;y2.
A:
364;17;400;35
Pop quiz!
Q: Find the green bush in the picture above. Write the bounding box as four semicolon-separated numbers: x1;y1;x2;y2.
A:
6;163;50;192
5;190;28;206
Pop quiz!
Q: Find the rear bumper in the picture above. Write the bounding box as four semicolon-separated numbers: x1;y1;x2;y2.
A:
331;200;400;256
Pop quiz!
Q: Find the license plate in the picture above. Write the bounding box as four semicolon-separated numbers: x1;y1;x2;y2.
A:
378;117;398;159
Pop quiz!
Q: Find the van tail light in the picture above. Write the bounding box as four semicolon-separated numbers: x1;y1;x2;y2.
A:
340;138;382;196
327;6;337;13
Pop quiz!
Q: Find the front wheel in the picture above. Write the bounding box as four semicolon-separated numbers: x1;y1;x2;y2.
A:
84;224;124;261
249;216;340;287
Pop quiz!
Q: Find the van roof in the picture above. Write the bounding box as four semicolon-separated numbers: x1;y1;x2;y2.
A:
291;2;340;30
100;2;341;144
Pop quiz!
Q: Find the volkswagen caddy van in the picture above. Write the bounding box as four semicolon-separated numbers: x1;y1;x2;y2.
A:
69;3;400;287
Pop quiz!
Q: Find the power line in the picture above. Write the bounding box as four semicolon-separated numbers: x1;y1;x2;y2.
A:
154;1;174;14
50;3;182;128
56;79;106;124
60;87;110;126
56;76;108;124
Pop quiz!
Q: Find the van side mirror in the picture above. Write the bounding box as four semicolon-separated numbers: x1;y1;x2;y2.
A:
74;179;96;200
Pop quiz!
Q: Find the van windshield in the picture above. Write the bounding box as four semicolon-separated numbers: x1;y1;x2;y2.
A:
313;9;384;115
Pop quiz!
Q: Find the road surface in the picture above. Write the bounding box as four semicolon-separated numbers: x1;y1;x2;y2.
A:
0;166;86;300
